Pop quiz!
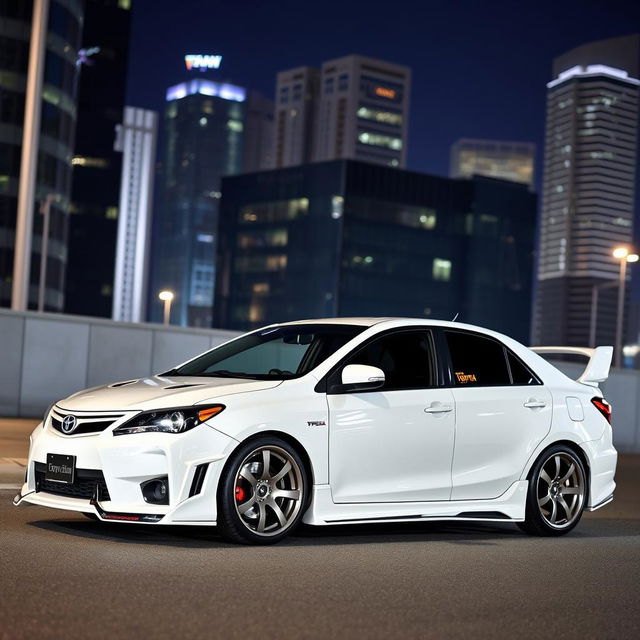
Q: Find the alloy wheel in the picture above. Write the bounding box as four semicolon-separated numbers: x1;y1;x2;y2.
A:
536;452;585;529
233;445;304;537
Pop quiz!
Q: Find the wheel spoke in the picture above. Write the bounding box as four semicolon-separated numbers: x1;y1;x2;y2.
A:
538;494;551;507
260;450;271;480
268;500;287;527
272;460;292;484
562;486;580;495
559;463;575;484
238;496;257;515
257;501;267;532
540;469;553;487
549;499;558;524
558;495;573;520
239;465;258;487
273;488;300;500
553;455;561;480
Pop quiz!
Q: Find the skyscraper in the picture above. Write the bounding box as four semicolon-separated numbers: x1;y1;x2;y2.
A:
112;107;158;323
533;35;640;349
314;55;411;168
0;0;83;311
272;55;411;169
242;90;275;172
149;79;246;327
450;139;535;188
273;66;320;168
64;0;133;318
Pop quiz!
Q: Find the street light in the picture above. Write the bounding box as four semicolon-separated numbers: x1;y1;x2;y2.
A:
158;290;174;326
612;247;638;369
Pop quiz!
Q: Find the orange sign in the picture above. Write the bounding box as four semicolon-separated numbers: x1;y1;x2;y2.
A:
455;371;477;384
375;87;396;99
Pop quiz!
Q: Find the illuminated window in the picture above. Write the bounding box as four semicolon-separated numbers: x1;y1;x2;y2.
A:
238;229;288;248
227;120;243;132
239;198;309;224
118;0;131;9
331;196;343;219
252;283;270;294
357;131;402;150
375;87;396;99
432;258;451;282
105;206;118;219
235;255;287;272
71;156;108;168
357;106;402;126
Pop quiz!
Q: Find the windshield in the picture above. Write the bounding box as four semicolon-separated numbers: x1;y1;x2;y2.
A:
166;324;366;380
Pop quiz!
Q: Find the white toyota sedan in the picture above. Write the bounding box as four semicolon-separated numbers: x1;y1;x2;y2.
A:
14;318;617;544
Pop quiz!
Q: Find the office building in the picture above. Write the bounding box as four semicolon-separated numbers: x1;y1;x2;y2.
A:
272;55;411;169
64;0;133;318
533;35;640;348
149;79;246;327
314;55;411;167
112;107;158;323
273;66;320;168
450;139;535;188
0;0;83;311
214;160;537;342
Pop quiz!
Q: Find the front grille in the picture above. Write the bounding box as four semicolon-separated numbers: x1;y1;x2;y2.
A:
35;462;111;501
50;407;126;436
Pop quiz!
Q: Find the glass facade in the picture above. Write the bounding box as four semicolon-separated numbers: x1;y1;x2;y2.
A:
214;160;537;343
0;0;83;311
149;86;246;327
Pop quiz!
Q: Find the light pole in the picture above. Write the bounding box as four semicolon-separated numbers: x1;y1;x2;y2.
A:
612;247;639;369
159;290;174;326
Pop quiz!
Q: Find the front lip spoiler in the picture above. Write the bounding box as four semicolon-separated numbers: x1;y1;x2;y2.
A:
90;486;164;523
13;485;164;524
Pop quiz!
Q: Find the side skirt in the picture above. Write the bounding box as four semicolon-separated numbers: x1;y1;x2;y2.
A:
303;481;528;526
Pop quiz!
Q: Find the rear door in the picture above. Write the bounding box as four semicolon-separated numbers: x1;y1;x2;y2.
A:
327;329;456;503
443;329;552;501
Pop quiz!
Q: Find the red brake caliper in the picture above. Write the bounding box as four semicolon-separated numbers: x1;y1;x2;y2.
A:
235;486;245;502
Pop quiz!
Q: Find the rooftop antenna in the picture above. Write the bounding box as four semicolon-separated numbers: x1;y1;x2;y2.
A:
451;312;459;322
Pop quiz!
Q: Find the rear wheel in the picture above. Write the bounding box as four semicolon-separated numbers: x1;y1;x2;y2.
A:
217;437;308;544
518;445;587;536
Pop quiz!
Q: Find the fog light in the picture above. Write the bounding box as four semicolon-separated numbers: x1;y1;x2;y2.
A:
141;477;169;505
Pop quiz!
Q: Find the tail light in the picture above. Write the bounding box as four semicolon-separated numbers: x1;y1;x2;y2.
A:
591;397;612;424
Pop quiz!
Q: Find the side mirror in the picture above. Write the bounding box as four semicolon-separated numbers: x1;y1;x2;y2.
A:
328;364;385;394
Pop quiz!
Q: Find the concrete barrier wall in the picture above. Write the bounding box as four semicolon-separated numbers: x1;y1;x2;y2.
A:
0;309;239;418
0;309;638;451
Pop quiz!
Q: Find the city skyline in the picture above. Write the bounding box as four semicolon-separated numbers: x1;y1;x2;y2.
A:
125;0;640;192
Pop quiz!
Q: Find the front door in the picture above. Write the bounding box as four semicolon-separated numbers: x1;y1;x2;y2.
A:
327;329;455;503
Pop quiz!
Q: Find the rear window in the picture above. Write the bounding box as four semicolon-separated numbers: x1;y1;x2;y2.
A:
445;331;511;386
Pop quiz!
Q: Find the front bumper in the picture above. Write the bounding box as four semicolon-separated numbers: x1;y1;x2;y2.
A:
14;412;239;525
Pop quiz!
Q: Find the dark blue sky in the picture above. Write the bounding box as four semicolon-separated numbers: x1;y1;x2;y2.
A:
126;0;640;186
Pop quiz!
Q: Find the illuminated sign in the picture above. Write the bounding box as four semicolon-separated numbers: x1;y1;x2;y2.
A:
185;54;222;71
375;86;396;99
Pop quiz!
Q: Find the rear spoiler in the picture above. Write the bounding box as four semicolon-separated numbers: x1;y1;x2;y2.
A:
530;346;613;387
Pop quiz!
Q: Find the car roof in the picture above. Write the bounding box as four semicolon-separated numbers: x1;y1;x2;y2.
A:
272;317;503;334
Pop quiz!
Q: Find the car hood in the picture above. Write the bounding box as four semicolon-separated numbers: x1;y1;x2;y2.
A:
57;375;283;412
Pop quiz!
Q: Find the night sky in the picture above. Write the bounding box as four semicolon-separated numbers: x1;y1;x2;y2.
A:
126;0;640;189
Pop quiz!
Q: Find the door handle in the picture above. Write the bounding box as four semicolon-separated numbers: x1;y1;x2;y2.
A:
524;400;547;409
424;404;453;414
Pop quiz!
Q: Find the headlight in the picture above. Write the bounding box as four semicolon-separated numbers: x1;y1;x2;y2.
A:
113;405;225;436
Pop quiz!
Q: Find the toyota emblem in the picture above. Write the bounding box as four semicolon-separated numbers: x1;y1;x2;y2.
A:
61;415;77;434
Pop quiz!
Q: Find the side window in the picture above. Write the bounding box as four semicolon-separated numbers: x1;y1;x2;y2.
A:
342;331;435;391
445;331;510;387
507;351;541;385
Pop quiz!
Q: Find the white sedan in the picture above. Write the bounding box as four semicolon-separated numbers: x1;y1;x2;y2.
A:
14;318;617;544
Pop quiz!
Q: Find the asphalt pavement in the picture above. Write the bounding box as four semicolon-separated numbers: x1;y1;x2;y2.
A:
1;419;639;639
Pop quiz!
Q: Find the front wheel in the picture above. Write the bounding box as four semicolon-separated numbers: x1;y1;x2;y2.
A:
217;437;308;544
518;445;588;536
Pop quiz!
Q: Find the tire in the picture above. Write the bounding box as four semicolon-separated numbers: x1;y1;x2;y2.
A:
217;437;308;545
518;444;588;536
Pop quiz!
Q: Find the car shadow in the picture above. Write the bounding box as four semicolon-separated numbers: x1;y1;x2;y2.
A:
25;515;639;549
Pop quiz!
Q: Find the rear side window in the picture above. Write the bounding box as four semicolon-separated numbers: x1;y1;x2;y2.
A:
445;331;510;387
342;330;435;391
507;351;541;385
